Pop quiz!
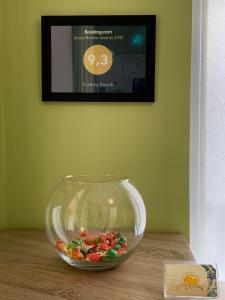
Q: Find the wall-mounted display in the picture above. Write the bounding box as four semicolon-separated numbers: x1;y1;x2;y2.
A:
41;15;156;102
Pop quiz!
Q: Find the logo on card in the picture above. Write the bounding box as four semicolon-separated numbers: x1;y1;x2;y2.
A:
175;272;203;291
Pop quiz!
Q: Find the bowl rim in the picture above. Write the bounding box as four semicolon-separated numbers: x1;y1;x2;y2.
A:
63;174;129;184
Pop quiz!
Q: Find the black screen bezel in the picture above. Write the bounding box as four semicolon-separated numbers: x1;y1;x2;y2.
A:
41;15;156;102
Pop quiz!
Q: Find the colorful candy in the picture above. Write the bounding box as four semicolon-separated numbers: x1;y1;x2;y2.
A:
55;230;128;262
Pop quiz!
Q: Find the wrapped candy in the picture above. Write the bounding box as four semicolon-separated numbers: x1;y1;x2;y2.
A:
55;230;128;262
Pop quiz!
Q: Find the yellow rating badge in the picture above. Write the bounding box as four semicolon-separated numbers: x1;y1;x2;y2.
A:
83;45;113;75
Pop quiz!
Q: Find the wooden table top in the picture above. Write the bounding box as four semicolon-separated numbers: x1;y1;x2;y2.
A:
0;231;194;300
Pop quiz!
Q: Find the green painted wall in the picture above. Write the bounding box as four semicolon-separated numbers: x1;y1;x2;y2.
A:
0;0;6;229
1;0;192;237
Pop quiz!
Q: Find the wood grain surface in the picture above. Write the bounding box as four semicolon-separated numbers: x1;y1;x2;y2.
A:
0;231;194;300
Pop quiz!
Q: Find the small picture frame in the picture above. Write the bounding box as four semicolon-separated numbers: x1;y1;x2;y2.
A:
41;15;156;102
164;261;218;298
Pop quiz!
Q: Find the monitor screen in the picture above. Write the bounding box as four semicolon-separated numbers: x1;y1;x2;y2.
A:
42;16;156;101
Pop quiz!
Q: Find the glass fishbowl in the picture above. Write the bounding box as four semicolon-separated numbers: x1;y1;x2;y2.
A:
45;175;146;270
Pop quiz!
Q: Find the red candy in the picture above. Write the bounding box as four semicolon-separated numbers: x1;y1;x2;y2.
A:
100;243;110;251
56;240;64;250
87;253;101;262
84;234;97;245
111;241;117;248
117;249;125;256
80;230;88;237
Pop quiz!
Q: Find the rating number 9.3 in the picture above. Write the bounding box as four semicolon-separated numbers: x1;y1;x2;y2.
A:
87;54;108;66
83;45;113;75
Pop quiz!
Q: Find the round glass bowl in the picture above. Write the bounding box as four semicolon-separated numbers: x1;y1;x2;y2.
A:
45;175;146;270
